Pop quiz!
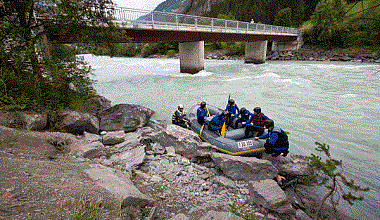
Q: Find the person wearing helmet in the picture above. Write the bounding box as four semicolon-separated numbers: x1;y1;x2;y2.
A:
172;104;189;128
234;107;253;129
197;101;208;125
208;110;228;134
254;119;289;157
225;98;240;129
245;107;270;138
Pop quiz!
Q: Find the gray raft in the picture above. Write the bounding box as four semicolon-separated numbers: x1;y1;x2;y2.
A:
186;104;265;157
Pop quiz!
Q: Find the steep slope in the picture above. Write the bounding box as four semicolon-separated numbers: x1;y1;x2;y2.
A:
153;0;191;13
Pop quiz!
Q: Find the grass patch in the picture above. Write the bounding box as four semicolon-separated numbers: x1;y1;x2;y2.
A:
69;198;102;220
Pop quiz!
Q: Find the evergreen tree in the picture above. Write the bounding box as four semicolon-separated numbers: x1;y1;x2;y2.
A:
302;142;370;219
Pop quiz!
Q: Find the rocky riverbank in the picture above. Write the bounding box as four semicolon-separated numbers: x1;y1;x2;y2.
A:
204;47;380;63
0;97;353;220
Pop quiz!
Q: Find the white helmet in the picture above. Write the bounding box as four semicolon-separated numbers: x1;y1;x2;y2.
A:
178;104;184;109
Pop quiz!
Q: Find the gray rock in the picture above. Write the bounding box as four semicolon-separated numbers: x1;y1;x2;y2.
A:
84;164;154;209
296;209;312;220
200;210;245;220
88;95;112;117
211;176;236;189
112;132;142;151
72;141;106;159
20;112;47;131
166;146;176;156
145;119;166;132
102;131;125;145
261;154;310;177
146;129;199;159
59;110;99;134
152;142;166;155
110;145;146;169
83;131;101;143
211;152;278;181
249;179;295;217
169;213;189;220
99;104;155;132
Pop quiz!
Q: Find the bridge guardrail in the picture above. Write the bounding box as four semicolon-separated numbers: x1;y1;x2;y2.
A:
33;3;300;35
111;7;300;35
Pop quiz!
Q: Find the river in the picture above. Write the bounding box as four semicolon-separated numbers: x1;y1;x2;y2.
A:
81;54;380;219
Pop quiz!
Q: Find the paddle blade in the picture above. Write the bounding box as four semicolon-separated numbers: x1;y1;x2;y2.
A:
221;122;226;136
200;124;205;135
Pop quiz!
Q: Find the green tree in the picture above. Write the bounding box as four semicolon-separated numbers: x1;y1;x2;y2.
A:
305;0;349;47
303;142;369;219
274;7;293;26
0;0;115;112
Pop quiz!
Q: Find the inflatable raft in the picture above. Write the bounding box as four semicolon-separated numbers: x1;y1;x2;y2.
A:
186;104;265;157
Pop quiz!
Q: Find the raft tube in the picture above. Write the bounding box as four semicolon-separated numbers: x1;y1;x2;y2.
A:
186;104;265;157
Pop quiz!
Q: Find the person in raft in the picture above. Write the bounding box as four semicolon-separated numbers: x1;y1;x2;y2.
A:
197;101;208;125
235;107;253;128
254;119;289;157
172;104;189;129
225;99;240;129
244;107;270;138
208;110;228;134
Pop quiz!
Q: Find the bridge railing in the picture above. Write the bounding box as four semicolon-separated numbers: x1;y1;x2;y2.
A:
111;7;300;35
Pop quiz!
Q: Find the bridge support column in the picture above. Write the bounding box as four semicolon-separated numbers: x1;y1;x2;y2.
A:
179;41;204;74
245;41;268;64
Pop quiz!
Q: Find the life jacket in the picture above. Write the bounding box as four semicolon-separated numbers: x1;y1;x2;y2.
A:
251;113;265;126
172;110;184;124
273;129;289;151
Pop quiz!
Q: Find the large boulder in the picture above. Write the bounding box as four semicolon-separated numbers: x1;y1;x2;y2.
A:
261;154;311;177
110;145;146;169
144;125;202;160
210;152;278;182
88;95;112;117
59;110;99;134
249;179;296;218
84;164;154;209
20;112;48;131
99;104;155;132
101;131;126;145
71;141;106;159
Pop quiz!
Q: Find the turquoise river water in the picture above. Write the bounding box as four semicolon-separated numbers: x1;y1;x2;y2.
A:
82;54;380;219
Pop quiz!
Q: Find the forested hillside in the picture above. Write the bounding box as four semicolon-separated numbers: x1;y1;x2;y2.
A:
178;0;380;48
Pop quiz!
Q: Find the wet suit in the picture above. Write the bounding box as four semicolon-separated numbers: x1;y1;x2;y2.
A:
225;104;240;128
197;107;208;125
208;113;226;134
235;109;253;128
257;125;289;157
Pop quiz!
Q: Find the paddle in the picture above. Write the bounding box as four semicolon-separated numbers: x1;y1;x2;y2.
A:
220;119;226;136
200;123;205;135
220;93;231;137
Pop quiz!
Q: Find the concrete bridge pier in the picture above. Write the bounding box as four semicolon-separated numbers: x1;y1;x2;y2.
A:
179;41;204;74
244;41;268;64
272;35;303;52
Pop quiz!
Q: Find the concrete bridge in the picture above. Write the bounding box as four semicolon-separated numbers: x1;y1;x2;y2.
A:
46;7;302;74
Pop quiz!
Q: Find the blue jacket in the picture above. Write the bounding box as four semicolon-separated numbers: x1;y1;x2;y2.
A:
225;104;240;116
209;114;226;130
197;107;207;119
258;126;288;152
239;109;253;122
